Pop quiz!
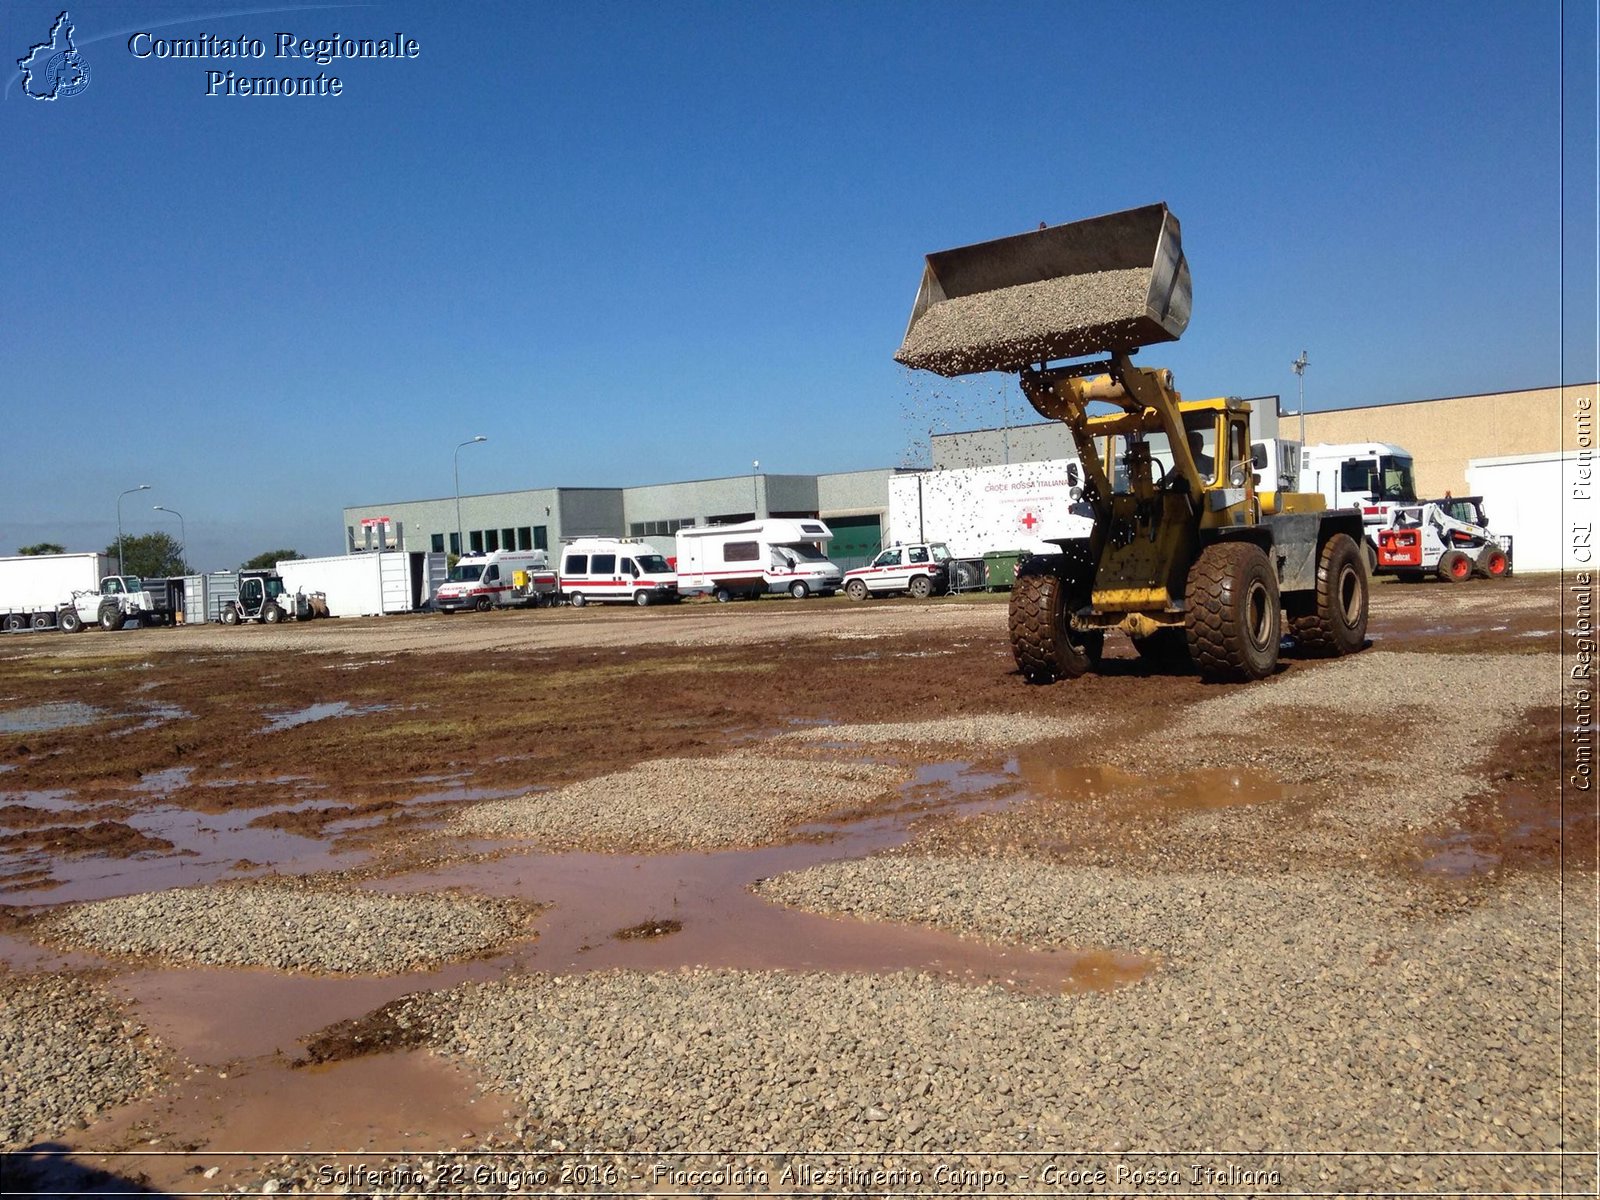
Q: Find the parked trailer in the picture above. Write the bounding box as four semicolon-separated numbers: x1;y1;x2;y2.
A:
887;460;1093;561
0;553;110;632
674;519;843;601
275;551;445;619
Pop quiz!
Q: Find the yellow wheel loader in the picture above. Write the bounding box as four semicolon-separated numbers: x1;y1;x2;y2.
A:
895;203;1368;683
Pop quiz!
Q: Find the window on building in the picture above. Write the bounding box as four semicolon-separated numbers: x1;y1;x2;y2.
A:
484;529;500;552
516;526;533;551
724;541;760;563
450;532;461;556
469;530;484;554
533;525;548;550
628;517;697;537
501;527;515;551
431;533;445;553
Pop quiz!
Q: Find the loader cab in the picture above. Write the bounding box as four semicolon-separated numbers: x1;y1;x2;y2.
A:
238;572;287;616
1107;405;1251;494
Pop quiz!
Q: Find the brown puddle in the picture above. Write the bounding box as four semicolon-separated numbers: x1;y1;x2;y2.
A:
1016;759;1291;811
1415;784;1597;878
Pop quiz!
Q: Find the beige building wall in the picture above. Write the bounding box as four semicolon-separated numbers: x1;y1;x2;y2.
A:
1302;384;1580;499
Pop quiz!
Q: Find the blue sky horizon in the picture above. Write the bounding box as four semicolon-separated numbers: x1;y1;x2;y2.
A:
3;1;1595;572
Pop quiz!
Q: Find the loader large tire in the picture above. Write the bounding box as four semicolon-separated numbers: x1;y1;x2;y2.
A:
1185;542;1280;682
1287;533;1368;658
59;610;83;634
1476;545;1509;578
98;603;124;632
1437;550;1472;583
1010;571;1095;683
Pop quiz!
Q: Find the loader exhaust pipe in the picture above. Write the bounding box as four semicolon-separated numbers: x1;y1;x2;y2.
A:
894;203;1192;378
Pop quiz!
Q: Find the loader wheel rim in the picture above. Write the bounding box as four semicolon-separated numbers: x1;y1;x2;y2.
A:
1246;579;1273;650
1338;564;1362;624
1451;557;1470;579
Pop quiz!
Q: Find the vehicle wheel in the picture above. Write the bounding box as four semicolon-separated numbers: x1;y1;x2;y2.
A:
98;603;124;632
474;596;494;612
1287;533;1368;658
2;614;24;633
262;603;285;624
1437;549;1472;583
1009;571;1094;683
908;575;933;600
1130;627;1190;669
789;581;809;600
844;579;868;602
59;609;83;633
1362;540;1378;577
1185;541;1281;682
568;592;586;608
1476;545;1509;578
634;590;652;607
220;606;241;626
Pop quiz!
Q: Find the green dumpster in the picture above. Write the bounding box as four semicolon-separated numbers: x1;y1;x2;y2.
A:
982;550;1028;592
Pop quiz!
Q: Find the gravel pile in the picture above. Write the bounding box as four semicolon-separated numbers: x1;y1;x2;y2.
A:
453;752;905;851
747;857;1581;1179
1;972;166;1146
34;884;529;974
895;269;1153;375
779;713;1091;751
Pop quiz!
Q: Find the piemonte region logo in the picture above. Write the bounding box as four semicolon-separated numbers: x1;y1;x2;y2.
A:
18;11;90;100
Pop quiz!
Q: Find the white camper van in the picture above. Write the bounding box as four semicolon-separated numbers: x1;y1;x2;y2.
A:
433;549;557;612
559;538;679;607
674;519;843;602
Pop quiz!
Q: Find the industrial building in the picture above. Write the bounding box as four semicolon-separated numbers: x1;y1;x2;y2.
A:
343;381;1589;570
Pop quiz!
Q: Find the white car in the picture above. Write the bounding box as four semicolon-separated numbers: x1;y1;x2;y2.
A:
842;542;952;600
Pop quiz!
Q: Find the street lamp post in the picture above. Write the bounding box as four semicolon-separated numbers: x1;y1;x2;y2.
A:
752;460;760;519
454;436;488;557
152;505;186;570
116;484;151;575
1292;350;1309;449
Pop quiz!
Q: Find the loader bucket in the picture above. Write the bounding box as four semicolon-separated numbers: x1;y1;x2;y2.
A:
895;203;1192;377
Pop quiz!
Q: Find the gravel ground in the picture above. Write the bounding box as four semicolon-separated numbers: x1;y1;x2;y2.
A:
32;883;532;974
748;858;1585;1185
895;268;1153;375
778;712;1091;751
452;752;907;851
0;971;167;1147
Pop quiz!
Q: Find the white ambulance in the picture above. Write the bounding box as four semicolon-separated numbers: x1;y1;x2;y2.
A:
674;518;843;601
558;538;679;607
433;549;557;612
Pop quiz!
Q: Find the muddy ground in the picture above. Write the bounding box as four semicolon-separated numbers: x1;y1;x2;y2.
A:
0;577;1593;1195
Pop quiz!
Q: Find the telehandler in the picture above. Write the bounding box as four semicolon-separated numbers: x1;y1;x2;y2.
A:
895;203;1368;682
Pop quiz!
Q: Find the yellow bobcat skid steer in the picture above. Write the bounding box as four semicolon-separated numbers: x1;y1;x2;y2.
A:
895;203;1368;682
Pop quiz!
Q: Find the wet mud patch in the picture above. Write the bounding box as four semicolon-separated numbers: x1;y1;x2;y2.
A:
1412;706;1594;879
295;995;435;1066
614;917;682;940
0;820;177;859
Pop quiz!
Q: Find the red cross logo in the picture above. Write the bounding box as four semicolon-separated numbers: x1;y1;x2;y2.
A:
1020;511;1039;531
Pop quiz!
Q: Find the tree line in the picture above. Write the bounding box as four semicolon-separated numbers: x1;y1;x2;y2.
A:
14;539;304;578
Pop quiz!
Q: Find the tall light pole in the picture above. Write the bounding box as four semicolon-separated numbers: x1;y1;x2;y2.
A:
1291;350;1309;448
152;505;185;570
454;436;487;557
116;484;151;575
752;460;760;518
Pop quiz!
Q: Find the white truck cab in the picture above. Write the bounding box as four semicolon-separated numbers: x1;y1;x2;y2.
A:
842;542;952;601
434;549;557;612
559;538;679;607
674;518;843;601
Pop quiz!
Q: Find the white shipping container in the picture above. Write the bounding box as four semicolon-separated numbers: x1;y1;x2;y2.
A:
1467;451;1597;572
888;460;1094;558
275;551;445;618
0;552;111;628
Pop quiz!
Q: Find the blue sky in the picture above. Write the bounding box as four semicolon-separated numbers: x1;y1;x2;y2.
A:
3;1;1595;571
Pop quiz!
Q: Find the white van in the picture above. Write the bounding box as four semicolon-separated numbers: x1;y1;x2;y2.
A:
434;549;557;612
559;538;678;607
674;519;844;602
